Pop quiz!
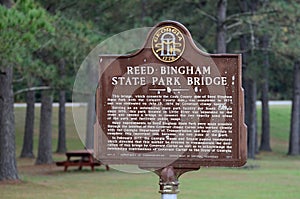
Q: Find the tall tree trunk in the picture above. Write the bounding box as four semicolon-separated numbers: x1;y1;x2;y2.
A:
85;62;98;150
239;0;259;159
140;0;147;25
36;89;53;164
245;79;257;158
0;66;19;181
259;35;272;151
86;95;95;149
0;0;19;182
56;90;66;153
56;59;67;153
240;33;258;158
288;60;300;155
255;104;258;154
216;0;227;53
20;90;35;158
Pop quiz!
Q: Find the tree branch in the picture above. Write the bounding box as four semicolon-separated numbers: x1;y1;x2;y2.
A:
227;20;243;30
196;8;217;22
14;86;52;95
58;2;78;12
13;77;25;83
226;10;277;23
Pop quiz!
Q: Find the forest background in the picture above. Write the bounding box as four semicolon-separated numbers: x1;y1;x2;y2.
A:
0;0;300;182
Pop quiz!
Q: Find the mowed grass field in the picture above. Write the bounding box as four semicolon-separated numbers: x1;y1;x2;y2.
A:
1;104;300;199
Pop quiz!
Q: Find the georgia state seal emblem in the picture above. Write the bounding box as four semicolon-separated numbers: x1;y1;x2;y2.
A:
152;25;185;63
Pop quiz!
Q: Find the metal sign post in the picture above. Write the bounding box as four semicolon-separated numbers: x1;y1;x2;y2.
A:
159;166;179;199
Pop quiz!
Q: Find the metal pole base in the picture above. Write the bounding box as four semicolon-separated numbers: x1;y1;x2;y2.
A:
146;165;200;199
159;166;179;198
161;194;177;199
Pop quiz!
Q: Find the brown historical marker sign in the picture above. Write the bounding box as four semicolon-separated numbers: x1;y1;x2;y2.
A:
94;21;247;169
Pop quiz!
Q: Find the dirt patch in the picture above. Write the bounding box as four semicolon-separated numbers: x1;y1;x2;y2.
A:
0;179;22;185
16;157;64;176
19;163;63;176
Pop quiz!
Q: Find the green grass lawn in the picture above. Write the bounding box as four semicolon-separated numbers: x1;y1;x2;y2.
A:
1;104;300;199
14;106;84;156
256;104;292;154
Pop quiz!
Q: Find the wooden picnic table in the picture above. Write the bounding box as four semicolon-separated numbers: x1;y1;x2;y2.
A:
56;149;109;172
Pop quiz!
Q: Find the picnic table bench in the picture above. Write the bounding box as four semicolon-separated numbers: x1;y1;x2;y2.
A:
56;149;109;171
